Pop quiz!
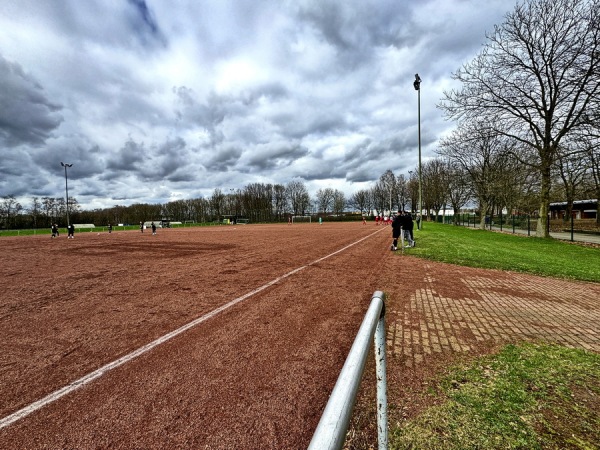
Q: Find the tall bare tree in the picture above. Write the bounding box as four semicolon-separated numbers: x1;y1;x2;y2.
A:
439;123;514;228
332;190;346;215
1;195;21;229
422;158;450;222
349;189;370;215
378;170;397;214
285;181;310;216
439;0;600;237
272;184;286;220
29;197;42;229
315;188;335;213
445;164;472;225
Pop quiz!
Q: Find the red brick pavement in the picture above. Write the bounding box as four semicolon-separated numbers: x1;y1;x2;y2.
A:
386;262;600;367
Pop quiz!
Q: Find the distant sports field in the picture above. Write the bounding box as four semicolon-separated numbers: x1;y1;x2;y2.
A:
1;222;598;449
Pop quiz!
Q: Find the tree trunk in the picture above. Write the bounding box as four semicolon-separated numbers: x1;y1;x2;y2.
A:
536;159;552;238
479;200;489;229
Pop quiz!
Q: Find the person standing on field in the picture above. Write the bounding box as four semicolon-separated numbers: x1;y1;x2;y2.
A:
390;210;402;251
51;223;58;238
140;221;144;233
402;211;415;247
151;222;157;235
67;223;75;239
108;223;112;234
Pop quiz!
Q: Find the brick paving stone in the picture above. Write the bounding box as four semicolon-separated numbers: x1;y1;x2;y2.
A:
389;267;600;362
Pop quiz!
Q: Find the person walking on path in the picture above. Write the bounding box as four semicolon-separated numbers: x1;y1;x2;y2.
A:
390;210;402;251
151;222;157;235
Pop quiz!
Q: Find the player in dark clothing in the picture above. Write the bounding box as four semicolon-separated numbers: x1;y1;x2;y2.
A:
402;212;415;247
390;211;402;251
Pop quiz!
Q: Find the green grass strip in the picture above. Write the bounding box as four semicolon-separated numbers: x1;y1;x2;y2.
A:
391;343;600;450
407;222;600;282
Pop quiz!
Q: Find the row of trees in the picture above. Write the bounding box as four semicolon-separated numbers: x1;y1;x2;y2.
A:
0;181;354;229
2;153;596;230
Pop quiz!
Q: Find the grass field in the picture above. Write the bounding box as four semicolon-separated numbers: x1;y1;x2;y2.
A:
410;222;600;282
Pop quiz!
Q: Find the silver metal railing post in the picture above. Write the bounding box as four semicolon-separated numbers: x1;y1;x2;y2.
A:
308;291;387;450
374;296;388;450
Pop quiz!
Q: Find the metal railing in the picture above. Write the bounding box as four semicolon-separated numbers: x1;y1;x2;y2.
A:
308;291;387;450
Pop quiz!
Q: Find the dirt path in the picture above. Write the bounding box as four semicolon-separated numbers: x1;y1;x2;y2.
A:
1;223;390;448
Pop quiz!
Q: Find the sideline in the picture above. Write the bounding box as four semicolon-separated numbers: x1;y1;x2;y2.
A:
0;227;387;430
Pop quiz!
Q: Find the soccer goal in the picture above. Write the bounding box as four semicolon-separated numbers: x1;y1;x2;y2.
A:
292;215;312;223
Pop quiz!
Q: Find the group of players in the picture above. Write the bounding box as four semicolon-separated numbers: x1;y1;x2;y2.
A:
389;210;416;251
50;223;75;239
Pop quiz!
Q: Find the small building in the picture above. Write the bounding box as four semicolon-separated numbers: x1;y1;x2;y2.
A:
549;199;597;220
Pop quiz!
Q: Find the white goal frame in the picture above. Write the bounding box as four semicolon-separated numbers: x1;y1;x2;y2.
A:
291;215;312;223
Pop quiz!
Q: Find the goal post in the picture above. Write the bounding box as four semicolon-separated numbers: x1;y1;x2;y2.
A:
291;215;311;223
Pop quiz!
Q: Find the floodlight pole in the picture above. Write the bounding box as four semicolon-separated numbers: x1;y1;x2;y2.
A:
414;74;423;230
60;162;73;226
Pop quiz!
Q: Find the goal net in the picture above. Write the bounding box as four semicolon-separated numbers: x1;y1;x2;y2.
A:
292;215;312;223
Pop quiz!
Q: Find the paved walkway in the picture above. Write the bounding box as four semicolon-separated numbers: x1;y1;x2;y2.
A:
388;263;600;367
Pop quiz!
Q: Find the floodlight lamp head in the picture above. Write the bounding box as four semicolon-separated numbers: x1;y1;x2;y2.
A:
413;73;421;91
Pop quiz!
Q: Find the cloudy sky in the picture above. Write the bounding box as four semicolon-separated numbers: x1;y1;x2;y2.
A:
0;0;516;210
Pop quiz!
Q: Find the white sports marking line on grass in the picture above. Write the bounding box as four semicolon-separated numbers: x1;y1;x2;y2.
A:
0;227;386;430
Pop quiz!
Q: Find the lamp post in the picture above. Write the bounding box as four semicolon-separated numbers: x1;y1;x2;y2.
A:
408;170;413;212
60;162;73;226
413;74;423;230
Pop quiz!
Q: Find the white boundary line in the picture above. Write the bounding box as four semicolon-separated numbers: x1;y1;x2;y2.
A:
0;227;386;430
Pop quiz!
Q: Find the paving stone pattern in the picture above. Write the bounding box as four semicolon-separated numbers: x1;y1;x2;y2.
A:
388;264;600;367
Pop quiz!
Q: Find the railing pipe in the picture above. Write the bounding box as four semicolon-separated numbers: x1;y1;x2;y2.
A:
308;291;387;450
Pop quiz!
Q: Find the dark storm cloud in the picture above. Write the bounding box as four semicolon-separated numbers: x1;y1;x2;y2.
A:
107;140;146;171
0;55;63;147
205;145;243;172
244;142;309;170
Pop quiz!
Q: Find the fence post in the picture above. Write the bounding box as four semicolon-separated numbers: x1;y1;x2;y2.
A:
374;299;388;449
308;291;387;450
571;213;574;242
